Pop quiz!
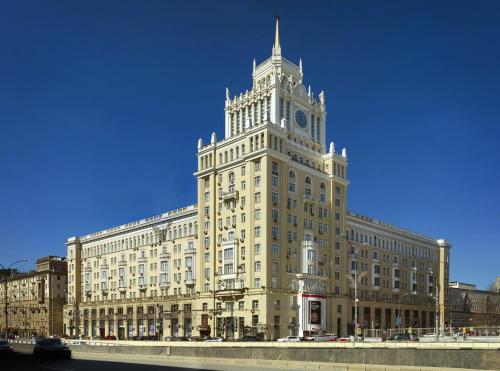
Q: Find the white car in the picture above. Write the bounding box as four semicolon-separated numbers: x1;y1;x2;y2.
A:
312;334;337;342
276;336;302;342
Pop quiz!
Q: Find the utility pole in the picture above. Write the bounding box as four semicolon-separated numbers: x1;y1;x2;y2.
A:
435;285;439;342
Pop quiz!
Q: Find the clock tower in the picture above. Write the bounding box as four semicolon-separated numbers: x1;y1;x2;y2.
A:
224;17;327;152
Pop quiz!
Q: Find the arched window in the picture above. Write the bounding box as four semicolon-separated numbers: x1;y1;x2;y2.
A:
236;146;239;158
289;170;295;179
228;172;235;184
224;151;228;163
230;148;234;161
219;153;222;164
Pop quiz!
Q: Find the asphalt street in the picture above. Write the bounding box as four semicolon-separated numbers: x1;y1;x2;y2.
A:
2;343;294;371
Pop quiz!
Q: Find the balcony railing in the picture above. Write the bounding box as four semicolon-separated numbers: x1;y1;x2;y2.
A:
222;190;239;201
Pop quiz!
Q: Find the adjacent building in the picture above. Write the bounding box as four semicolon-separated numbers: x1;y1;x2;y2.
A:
448;281;500;327
0;256;67;338
63;19;450;340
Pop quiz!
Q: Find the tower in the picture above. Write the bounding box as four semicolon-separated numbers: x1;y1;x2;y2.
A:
196;18;349;339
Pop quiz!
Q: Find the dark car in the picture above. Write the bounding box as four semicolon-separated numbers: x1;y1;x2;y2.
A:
0;340;14;354
240;336;261;342
104;335;117;340
389;333;416;341
33;338;71;359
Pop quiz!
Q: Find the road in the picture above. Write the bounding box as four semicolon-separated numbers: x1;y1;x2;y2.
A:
2;344;295;371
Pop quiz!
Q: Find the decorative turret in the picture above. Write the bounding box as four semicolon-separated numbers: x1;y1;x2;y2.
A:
329;142;335;154
197;138;203;150
211;132;217;144
342;148;347;159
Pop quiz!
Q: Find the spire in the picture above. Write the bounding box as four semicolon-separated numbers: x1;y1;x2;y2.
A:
272;15;281;56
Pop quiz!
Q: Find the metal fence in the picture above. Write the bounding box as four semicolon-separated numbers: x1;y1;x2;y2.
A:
362;326;500;339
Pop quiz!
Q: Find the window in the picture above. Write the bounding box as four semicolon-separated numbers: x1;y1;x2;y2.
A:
255;161;261;172
254;243;261;255
254;261;261;272
271;226;279;238
271;192;279;205
272;208;279;222
254;193;261;203
254;226;261;238
272;161;279;173
272;175;279;187
254;278;261;288
254;176;261;187
272;244;279;254
254;209;261;220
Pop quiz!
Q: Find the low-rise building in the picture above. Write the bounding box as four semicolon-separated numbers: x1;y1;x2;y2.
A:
0;256;67;338
449;282;500;327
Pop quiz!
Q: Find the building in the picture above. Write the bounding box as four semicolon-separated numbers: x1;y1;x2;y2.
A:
1;256;67;338
63;19;450;340
449;282;500;327
494;277;500;293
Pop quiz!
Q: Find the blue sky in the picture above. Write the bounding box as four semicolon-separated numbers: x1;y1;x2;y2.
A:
0;1;499;288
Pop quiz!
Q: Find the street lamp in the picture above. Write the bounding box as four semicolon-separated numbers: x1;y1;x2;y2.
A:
1;259;28;339
341;236;367;341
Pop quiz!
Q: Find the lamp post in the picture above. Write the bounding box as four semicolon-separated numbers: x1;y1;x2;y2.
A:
340;236;367;341
1;259;27;339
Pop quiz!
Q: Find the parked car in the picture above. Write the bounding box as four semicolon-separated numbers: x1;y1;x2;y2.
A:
389;333;417;341
204;337;224;342
276;336;303;342
311;334;337;342
336;337;352;342
0;340;14;355
240;336;261;342
104;335;117;340
33;338;71;359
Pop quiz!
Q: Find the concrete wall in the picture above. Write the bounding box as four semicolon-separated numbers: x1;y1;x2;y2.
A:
71;342;500;370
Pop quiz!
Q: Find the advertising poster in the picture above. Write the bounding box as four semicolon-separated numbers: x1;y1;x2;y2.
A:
309;301;321;324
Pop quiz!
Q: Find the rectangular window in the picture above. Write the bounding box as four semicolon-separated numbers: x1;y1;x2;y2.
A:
254;193;261;203
272;175;279;187
254;226;261;238
254;243;261;255
254;261;261;272
254;208;261;220
254;176;261;187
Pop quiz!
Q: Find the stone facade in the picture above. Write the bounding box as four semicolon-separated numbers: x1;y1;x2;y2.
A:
63;19;450;340
449;282;500;327
0;256;67;338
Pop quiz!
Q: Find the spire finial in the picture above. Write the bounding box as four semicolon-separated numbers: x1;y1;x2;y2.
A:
253;58;256;74
273;15;281;55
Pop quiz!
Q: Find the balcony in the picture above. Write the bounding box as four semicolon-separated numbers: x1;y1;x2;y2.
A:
159;251;171;259
222;190;239;202
118;286;127;293
159;280;170;288
302;194;318;203
184;278;196;287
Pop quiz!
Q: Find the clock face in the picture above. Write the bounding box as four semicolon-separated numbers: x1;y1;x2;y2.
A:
295;109;308;129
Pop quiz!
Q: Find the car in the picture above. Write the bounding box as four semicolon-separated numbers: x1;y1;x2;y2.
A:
104;335;117;340
389;333;416;341
0;340;14;354
311;334;338;342
204;337;224;342
239;336;261;342
276;336;303;342
33;338;71;359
